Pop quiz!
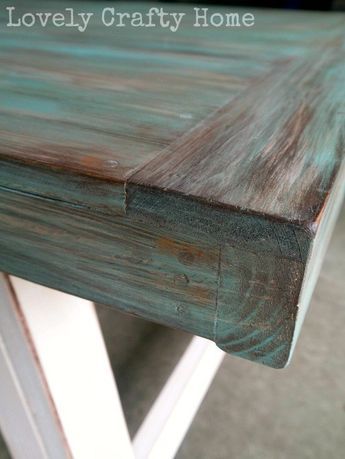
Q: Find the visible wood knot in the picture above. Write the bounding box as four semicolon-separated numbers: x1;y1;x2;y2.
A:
176;303;186;315
173;274;190;286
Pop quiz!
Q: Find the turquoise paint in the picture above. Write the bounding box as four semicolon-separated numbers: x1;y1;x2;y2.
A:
0;2;344;369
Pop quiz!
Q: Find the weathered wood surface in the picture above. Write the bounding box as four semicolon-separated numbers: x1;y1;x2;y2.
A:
0;2;344;367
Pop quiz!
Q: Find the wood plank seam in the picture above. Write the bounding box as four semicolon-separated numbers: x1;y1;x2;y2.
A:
127;47;344;227
213;245;223;343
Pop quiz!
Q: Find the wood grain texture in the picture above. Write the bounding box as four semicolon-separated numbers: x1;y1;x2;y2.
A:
0;187;305;368
130;42;345;226
1;2;343;185
216;246;304;366
0;1;344;367
0;2;268;181
0;188;219;340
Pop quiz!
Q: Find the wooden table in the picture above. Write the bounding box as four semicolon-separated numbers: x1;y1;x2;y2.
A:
0;2;344;456
1;1;344;367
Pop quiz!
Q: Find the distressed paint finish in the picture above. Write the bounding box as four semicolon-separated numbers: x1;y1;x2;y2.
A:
0;2;344;182
0;188;219;339
0;2;344;367
0;158;124;215
131;49;345;225
216;246;304;367
0;187;306;368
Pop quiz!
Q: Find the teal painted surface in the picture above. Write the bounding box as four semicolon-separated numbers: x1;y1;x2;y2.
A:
126;185;311;262
0;188;218;340
0;187;305;368
216;246;303;368
0;2;344;368
0;159;124;215
131;50;345;226
0;2;343;184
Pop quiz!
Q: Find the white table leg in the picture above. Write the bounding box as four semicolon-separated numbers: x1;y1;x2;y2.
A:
1;274;224;459
133;336;225;459
0;275;69;459
0;275;134;459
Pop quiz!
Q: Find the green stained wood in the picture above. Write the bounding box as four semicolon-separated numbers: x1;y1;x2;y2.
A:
216;246;304;367
0;188;219;339
0;159;124;215
0;1;344;368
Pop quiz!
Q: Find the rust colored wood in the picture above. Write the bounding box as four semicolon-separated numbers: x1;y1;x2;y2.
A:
0;1;344;367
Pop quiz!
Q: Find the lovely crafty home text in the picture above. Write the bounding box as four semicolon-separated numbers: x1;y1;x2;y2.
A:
6;7;255;33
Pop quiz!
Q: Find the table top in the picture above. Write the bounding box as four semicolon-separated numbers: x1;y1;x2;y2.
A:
0;2;344;368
